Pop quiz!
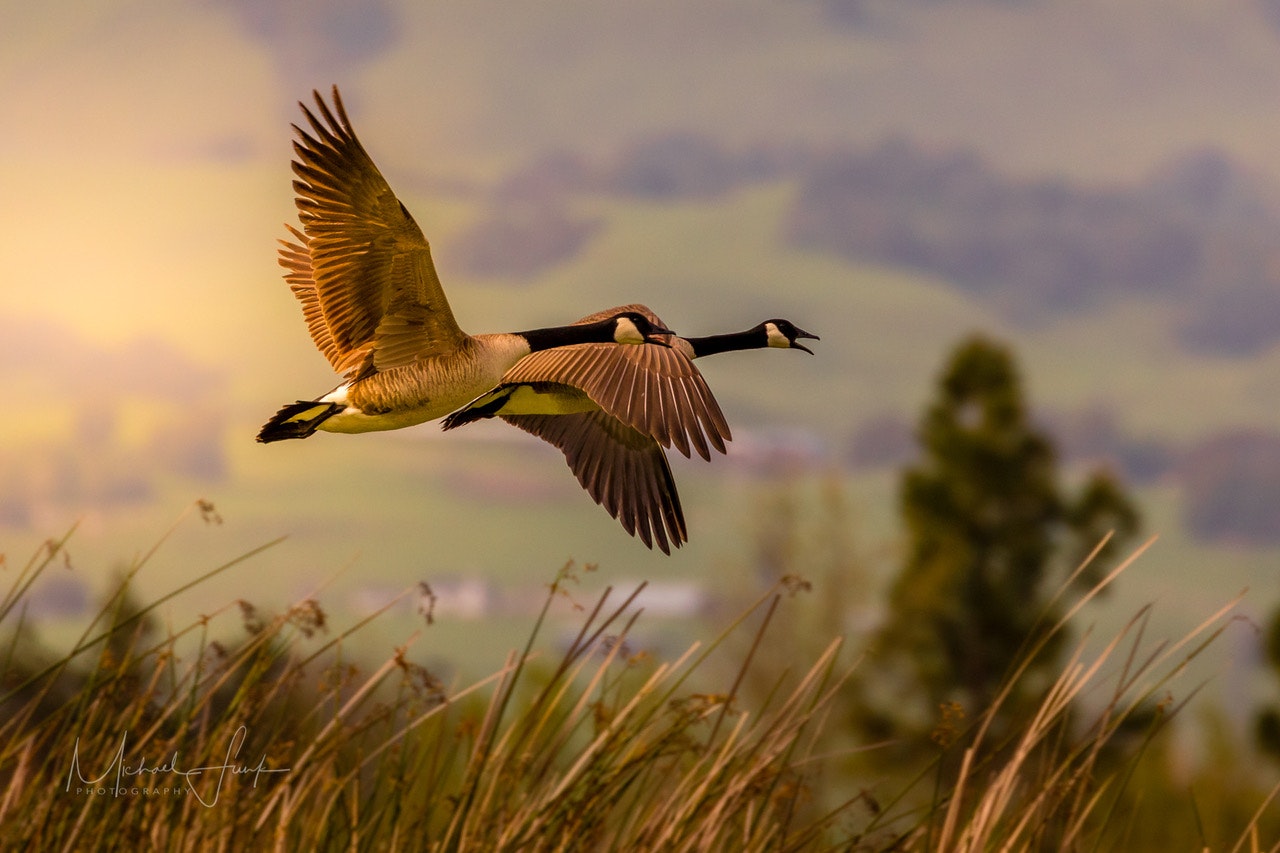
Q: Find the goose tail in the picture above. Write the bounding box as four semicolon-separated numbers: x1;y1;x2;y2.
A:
440;389;510;431
257;401;344;443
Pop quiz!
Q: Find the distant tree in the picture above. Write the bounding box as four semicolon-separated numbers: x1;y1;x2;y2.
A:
1256;607;1280;759
858;336;1140;751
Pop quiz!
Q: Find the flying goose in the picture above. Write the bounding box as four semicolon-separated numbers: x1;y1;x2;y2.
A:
256;87;675;444
441;307;819;553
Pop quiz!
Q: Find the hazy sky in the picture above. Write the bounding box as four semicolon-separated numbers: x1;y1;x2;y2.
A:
6;0;1280;377
6;0;1280;563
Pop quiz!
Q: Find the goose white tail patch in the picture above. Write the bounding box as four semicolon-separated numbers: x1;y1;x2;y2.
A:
320;384;351;405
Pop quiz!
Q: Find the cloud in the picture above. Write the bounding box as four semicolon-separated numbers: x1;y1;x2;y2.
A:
0;315;223;404
447;203;602;281
0;315;228;528
217;0;400;81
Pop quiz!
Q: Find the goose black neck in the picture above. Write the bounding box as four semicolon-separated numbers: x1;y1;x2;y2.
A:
517;319;616;352
685;328;765;358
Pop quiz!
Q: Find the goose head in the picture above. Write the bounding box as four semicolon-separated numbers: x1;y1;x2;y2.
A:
610;311;676;346
761;320;820;354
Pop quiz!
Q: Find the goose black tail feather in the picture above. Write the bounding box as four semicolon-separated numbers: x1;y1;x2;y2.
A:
257;401;344;443
440;391;509;431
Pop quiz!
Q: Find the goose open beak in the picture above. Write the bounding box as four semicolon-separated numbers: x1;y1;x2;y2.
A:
793;327;819;355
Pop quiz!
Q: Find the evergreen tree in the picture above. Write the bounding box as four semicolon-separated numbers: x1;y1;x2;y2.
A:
862;335;1140;748
1254;607;1280;759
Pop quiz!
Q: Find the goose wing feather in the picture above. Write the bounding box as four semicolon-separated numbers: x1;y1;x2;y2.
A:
497;304;731;460
501;411;686;554
278;224;342;369
288;87;465;375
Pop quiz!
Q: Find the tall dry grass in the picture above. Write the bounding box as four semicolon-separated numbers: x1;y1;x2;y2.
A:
0;505;1276;851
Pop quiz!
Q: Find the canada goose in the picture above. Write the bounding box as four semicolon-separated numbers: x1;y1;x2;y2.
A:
256;87;675;444
441;307;819;553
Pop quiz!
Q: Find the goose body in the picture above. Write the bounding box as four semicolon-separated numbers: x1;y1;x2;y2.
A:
257;88;670;443
441;309;818;553
316;333;535;434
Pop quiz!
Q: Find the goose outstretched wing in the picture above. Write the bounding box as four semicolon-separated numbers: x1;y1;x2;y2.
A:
284;86;465;377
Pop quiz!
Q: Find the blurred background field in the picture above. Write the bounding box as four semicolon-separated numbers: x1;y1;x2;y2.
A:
4;0;1280;801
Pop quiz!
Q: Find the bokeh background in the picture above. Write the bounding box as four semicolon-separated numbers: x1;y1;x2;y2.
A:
4;0;1280;724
